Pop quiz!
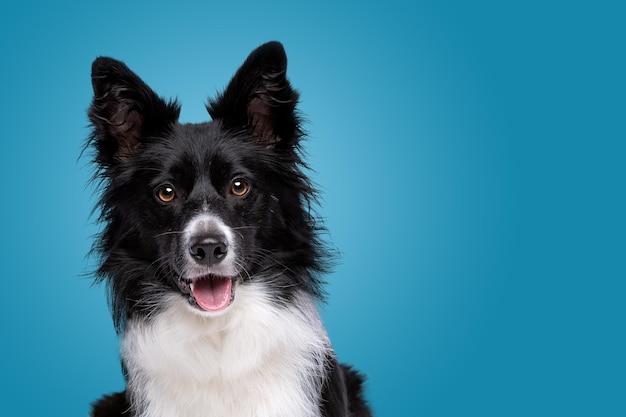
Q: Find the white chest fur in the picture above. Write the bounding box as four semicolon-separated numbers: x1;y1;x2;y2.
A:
121;284;331;417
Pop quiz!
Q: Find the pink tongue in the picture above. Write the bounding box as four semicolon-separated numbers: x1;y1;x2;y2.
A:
192;277;232;312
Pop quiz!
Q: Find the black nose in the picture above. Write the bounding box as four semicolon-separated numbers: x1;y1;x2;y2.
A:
189;236;228;266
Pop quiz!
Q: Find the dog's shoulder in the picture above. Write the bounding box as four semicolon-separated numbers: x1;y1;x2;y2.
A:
91;391;129;417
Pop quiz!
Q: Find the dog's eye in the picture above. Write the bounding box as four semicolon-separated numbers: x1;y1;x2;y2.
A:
156;185;176;203
231;179;250;197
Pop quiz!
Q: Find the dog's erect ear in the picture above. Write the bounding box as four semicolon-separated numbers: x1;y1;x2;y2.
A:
207;41;301;148
88;57;180;165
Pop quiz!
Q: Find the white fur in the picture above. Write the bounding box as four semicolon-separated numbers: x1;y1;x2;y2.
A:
122;283;332;417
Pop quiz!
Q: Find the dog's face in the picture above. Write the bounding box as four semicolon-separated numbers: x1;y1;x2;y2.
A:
132;122;269;314
88;43;324;324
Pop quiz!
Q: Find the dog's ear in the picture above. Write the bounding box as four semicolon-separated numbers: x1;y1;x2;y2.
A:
207;41;301;148
88;57;180;165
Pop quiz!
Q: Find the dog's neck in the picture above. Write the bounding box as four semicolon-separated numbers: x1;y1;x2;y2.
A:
121;284;331;417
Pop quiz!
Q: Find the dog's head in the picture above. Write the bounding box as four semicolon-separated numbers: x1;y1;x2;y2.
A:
87;42;327;328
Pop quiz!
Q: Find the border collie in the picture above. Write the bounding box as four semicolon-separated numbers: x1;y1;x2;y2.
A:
86;41;371;417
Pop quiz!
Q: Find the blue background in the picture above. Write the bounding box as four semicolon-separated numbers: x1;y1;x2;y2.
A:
1;1;624;416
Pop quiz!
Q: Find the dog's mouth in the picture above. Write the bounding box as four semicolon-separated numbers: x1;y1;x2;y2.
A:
177;275;236;312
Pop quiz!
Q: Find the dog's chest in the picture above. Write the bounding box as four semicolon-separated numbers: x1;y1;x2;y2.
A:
122;288;329;417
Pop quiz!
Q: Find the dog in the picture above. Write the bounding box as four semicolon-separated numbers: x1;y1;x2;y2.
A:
86;41;372;417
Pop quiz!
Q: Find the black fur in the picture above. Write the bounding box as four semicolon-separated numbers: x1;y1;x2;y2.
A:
86;41;371;417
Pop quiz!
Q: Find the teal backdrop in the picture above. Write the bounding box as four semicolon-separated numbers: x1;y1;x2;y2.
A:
1;1;624;416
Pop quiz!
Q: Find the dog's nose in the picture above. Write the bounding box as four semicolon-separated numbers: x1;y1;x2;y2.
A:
189;236;228;266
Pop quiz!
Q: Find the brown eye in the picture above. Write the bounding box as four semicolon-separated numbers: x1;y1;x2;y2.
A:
231;179;250;197
156;185;176;203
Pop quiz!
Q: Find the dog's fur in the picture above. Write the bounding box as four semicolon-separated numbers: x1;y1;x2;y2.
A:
86;41;371;417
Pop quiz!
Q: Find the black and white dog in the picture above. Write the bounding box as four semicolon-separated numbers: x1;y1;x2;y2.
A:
86;41;371;417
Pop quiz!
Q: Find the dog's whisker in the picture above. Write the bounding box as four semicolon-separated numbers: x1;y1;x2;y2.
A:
154;230;185;238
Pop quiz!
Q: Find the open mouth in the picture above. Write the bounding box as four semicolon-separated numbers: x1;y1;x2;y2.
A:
178;275;236;312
